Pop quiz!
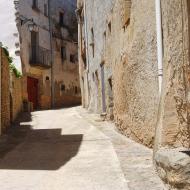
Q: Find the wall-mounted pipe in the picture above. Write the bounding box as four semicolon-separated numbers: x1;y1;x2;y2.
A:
153;0;164;156
155;0;163;95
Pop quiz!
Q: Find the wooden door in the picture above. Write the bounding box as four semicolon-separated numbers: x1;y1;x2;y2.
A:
27;77;38;110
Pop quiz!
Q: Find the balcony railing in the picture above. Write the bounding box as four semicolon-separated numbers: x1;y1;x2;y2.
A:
30;45;51;68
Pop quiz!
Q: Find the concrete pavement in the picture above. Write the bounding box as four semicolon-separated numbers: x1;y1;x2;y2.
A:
0;107;128;190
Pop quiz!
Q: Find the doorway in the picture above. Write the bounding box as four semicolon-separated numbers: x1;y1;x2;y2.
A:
101;64;106;113
27;77;39;110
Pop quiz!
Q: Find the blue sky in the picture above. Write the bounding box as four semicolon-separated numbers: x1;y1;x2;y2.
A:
0;0;21;71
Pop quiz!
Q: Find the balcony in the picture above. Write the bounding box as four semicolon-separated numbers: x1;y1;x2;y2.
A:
29;45;51;68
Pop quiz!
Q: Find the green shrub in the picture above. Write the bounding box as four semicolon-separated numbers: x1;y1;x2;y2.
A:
0;42;22;78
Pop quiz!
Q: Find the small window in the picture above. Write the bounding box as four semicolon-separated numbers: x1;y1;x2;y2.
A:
108;22;111;33
108;78;112;90
75;86;78;94
61;84;65;91
46;76;49;81
70;54;75;63
121;0;131;28
44;4;48;16
32;0;38;9
61;47;66;61
59;12;64;26
90;28;95;57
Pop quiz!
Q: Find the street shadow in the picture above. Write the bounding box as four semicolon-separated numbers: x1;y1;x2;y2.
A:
0;112;83;170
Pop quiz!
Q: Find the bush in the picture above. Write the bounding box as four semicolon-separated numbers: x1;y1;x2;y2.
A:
0;42;22;78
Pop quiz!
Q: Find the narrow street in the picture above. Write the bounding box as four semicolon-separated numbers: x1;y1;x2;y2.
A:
0;107;165;190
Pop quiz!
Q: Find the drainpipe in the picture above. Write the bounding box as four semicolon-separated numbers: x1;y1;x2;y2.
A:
155;0;163;95
154;0;163;156
48;0;54;108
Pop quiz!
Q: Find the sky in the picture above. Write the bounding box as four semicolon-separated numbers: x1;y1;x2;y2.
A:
0;0;21;71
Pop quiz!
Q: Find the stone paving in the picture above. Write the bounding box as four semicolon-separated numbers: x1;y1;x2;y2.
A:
77;107;167;190
0;107;166;190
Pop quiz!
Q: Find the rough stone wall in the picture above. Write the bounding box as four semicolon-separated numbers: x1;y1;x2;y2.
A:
10;72;23;122
111;0;159;147
154;0;190;150
78;0;159;147
78;0;115;114
0;48;10;132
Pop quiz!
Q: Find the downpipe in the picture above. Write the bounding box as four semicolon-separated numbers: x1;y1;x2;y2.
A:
154;0;163;157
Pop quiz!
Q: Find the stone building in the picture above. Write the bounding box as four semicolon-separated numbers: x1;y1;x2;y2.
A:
77;0;158;147
0;48;10;134
14;0;81;110
77;0;190;188
0;46;23;135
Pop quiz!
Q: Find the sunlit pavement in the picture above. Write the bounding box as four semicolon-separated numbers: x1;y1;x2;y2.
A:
0;107;128;190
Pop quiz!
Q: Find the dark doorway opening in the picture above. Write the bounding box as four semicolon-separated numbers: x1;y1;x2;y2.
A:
27;77;39;110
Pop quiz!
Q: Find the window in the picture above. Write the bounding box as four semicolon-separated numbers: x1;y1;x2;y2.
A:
61;47;66;61
46;76;49;81
32;0;38;9
61;84;65;91
31;31;39;62
44;4;48;16
70;54;75;63
59;12;64;26
108;22;111;33
121;0;131;28
75;86;78;94
103;31;106;53
108;78;112;90
90;27;95;57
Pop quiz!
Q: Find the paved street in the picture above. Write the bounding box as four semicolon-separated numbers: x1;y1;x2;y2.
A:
0;107;166;190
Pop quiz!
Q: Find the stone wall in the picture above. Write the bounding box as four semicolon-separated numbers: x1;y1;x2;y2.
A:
78;0;159;148
0;48;10;132
16;0;81;110
154;1;190;189
154;0;190;150
10;72;23;122
111;0;159;148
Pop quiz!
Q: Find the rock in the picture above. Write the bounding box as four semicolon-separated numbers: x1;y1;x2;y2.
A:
155;148;190;190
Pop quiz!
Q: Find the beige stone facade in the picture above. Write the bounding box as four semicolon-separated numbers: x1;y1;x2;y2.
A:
0;47;24;134
78;1;190;188
77;0;159;148
15;0;81;110
0;48;10;133
10;72;23;122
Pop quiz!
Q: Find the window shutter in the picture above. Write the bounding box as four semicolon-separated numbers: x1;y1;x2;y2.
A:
121;0;131;27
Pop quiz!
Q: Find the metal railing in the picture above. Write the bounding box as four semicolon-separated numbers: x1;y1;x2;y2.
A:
30;45;51;68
